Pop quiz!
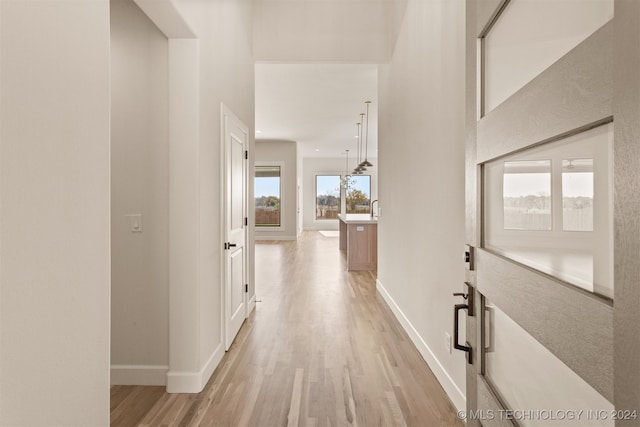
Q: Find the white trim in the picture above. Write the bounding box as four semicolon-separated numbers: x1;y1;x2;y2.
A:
166;343;224;393
166;370;200;394
219;104;227;364
255;226;286;232
376;278;466;412
200;343;223;391
304;224;339;231
220;103;249;352
255;161;285;231
314;173;343;221
255;235;297;241
111;364;169;386
247;294;256;318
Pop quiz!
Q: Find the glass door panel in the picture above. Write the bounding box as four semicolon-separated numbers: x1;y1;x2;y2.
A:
484;0;613;113
483;123;613;298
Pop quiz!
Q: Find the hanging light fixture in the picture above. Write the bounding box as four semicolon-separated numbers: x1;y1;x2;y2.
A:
353;116;365;174
342;149;351;189
345;149;350;176
359;101;373;168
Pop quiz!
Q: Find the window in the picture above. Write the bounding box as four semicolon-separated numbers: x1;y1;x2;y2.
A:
503;160;551;230
255;166;281;227
346;175;371;214
483;123;613;298
316;175;341;219
562;159;593;232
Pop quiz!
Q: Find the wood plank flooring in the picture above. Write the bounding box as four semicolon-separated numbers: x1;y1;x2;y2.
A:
111;232;463;426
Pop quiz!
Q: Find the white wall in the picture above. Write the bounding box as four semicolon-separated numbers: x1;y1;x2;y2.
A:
253;0;408;63
255;140;298;240
0;0;111;425
110;0;170;386
303;157;378;231
376;0;467;412
138;0;256;393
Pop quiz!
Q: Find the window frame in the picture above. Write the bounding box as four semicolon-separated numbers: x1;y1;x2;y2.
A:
346;175;372;214
315;174;342;221
255;162;284;230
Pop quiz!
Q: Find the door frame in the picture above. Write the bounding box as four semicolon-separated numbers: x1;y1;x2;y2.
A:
612;1;640;421
220;102;249;351
462;1;637;425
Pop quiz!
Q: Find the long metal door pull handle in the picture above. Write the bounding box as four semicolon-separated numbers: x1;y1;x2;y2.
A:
454;303;472;364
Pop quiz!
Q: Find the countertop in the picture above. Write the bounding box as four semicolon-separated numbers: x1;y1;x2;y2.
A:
337;213;378;224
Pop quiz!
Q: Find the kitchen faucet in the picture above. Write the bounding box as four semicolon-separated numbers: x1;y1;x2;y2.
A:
370;199;378;218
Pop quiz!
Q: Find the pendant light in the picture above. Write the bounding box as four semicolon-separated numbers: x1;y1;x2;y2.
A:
353;116;366;174
342;150;351;189
359;101;373;168
345;149;350;176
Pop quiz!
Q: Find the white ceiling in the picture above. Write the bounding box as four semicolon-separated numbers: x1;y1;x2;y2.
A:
255;64;378;159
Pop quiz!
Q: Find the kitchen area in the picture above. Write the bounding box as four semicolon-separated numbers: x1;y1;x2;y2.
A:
338;201;378;271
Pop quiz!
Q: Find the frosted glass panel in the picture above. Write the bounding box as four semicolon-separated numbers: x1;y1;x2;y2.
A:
485;299;613;427
484;0;613;113
484;124;613;298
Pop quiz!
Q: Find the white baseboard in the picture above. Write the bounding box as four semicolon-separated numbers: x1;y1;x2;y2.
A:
166;370;200;393
247;294;256;316
255;235;297;241
111;364;168;386
166;343;224;393
304;225;339;231
376;279;466;412
200;343;223;389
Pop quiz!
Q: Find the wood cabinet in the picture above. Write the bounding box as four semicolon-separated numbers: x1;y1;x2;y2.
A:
338;214;377;271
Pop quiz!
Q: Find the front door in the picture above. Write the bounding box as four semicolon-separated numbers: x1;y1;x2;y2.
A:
222;104;248;351
462;1;621;426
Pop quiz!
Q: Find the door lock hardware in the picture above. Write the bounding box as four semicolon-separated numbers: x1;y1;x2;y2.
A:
453;282;474;316
224;242;238;250
464;244;475;270
454;303;472;364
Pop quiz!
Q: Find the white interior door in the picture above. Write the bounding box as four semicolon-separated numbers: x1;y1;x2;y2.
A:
222;104;248;351
462;1;618;426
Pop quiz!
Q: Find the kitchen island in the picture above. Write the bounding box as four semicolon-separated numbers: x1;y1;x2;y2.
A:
338;214;377;271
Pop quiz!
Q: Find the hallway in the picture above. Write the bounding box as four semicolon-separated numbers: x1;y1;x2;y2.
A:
110;232;462;426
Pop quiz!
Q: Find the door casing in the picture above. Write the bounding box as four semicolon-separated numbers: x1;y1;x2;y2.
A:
221;103;249;351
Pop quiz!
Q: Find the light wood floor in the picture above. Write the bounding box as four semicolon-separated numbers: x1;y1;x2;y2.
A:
111;232;463;426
